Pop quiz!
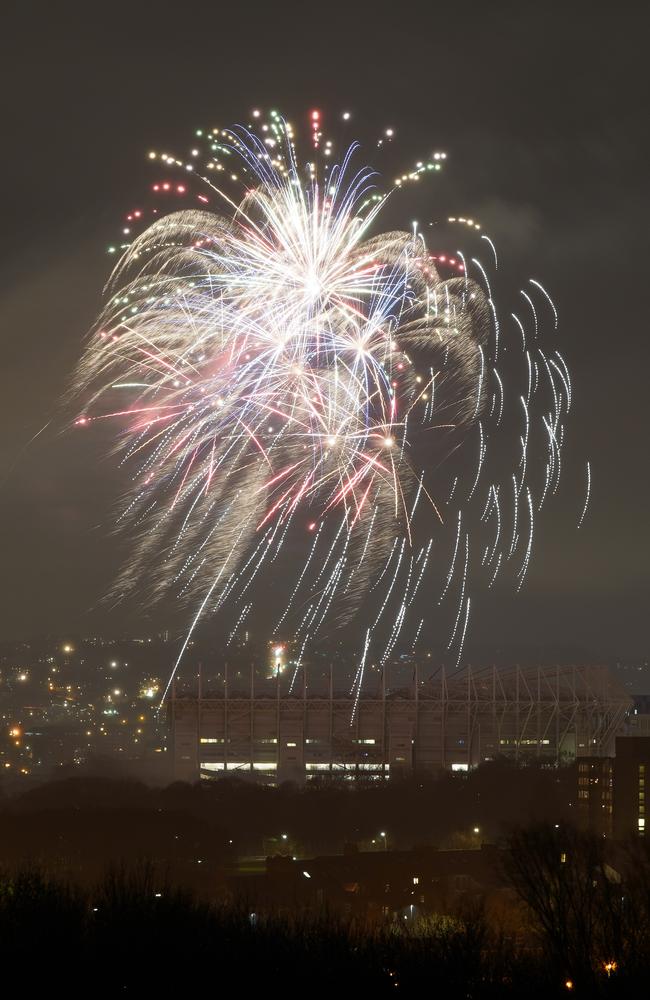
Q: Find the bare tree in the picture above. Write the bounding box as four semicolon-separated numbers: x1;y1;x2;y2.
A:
503;824;624;990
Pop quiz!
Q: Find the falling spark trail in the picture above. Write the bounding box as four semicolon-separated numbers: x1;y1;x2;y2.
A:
516;488;534;592
529;279;558;329
577;461;591;528
448;534;469;649
481;234;498;269
439;511;462;604
454;597;471;669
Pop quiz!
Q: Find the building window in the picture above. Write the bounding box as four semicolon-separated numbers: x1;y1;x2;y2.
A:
413;876;419;885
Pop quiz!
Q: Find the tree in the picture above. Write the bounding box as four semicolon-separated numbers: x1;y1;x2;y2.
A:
503;824;625;991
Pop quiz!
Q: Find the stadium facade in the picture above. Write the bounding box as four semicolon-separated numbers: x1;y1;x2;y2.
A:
169;665;632;784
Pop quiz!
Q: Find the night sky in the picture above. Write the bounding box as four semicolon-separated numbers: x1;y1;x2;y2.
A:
1;1;647;659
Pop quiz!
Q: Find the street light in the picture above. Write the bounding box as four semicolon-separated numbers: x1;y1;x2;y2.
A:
380;831;388;851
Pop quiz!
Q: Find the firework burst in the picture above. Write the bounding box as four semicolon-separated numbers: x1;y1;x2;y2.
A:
74;110;582;706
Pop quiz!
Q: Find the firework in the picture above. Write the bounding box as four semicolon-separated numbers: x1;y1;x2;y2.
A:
75;110;581;706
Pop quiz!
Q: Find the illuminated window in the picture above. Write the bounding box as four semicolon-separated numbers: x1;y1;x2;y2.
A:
413;876;419;885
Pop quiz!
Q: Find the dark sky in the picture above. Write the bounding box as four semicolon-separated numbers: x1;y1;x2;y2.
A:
0;1;648;658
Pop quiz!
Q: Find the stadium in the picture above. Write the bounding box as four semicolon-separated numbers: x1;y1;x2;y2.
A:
170;664;632;783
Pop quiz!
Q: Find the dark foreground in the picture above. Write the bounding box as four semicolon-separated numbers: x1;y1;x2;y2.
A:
1;837;649;999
